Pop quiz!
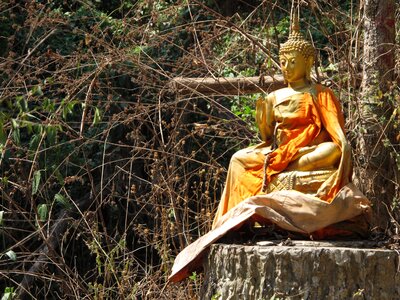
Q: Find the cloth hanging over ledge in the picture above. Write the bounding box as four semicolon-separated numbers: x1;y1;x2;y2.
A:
169;183;371;283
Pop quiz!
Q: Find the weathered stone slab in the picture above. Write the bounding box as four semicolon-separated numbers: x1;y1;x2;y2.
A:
202;242;400;299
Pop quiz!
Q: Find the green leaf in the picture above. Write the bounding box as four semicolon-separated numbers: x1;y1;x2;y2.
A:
0;211;4;226
5;250;17;261
11;119;20;145
211;292;221;300
42;98;55;112
93;107;101;126
62;100;78;120
46;126;57;145
15;96;27;113
31;85;43;96
1;286;16;300
0;121;7;145
12;128;20;145
28;134;40;151
55;193;72;210
189;271;197;281
11;119;18;130
44;77;54;85
132;45;143;54
54;169;65;185
37;204;48;222
32;170;41;195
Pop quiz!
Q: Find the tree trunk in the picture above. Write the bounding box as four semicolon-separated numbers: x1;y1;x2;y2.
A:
356;0;396;225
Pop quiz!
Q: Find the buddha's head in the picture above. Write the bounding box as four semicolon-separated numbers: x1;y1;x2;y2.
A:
279;19;315;85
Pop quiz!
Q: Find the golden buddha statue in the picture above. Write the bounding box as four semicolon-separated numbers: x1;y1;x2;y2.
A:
212;18;353;229
169;17;371;283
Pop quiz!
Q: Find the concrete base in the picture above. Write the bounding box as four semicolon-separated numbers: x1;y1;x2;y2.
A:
201;241;399;299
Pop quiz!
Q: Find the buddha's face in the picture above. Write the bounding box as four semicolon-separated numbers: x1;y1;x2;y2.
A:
279;51;311;83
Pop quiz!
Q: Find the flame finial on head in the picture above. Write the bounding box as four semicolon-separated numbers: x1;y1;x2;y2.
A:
279;14;314;60
291;14;300;33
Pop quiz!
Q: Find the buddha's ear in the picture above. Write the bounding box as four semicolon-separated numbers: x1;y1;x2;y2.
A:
307;56;314;70
306;56;314;82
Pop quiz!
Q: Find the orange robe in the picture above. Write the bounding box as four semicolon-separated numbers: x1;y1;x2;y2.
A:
212;84;352;228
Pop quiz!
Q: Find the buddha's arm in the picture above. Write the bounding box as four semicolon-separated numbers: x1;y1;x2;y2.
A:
256;94;274;143
336;128;352;182
286;142;341;171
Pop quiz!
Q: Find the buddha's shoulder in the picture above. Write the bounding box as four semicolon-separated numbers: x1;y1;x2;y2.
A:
270;87;297;101
312;83;334;94
269;84;334;103
271;86;308;103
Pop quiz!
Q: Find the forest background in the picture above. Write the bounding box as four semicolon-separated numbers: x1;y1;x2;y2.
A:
0;0;399;299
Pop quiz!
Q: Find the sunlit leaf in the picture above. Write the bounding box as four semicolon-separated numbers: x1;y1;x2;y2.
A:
11;119;18;130
5;250;17;261
31;85;43;97
10;119;20;144
62;100;78;120
189;271;197;281
37;204;48;222
0;121;6;145
32;170;41;195
1;286;16;300
93;107;102;126
55;193;72;210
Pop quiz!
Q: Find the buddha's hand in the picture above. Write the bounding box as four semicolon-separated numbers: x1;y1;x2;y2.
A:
256;97;267;127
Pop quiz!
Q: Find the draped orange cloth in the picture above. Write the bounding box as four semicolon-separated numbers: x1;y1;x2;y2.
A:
212;84;352;228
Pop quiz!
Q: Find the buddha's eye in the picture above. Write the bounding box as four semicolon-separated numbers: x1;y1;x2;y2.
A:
290;59;296;65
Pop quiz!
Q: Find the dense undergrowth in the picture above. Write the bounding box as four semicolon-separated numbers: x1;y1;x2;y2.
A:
0;0;399;299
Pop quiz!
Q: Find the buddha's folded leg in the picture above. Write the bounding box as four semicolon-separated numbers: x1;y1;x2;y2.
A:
212;145;271;229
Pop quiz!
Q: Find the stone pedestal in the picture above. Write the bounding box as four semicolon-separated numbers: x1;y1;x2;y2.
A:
201;241;399;299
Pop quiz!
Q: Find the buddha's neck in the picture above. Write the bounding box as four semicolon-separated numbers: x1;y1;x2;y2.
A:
288;78;310;90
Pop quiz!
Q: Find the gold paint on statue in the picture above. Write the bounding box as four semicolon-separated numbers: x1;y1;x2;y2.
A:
169;15;372;283
212;17;352;228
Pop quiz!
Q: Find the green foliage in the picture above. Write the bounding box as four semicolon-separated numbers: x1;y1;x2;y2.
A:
1;250;17;262
54;193;72;210
32;170;41;195
211;291;222;300
5;250;16;262
189;271;197;281
231;93;260;128
37;204;48;223
1;287;16;300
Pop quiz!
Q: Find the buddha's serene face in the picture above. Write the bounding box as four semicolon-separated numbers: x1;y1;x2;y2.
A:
279;51;308;83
